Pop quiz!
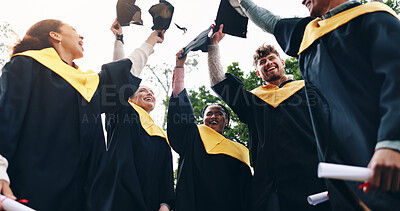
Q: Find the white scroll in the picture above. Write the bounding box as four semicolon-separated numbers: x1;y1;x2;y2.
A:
0;195;36;211
318;162;372;182
307;191;329;206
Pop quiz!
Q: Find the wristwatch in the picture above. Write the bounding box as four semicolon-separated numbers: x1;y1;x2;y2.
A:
116;33;124;44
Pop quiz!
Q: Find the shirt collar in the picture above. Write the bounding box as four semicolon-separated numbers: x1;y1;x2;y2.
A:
322;1;360;19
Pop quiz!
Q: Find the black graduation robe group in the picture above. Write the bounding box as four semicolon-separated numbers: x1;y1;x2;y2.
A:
212;74;330;211
86;82;174;211
273;2;400;210
0;48;136;210
167;89;252;211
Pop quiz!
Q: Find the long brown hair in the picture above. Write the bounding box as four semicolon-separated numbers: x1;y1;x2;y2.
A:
12;19;64;55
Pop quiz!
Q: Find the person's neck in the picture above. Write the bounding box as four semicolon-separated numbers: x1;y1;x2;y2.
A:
54;46;74;66
322;0;356;19
265;76;288;86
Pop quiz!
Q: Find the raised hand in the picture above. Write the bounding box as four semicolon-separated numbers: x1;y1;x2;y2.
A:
176;48;187;67
110;19;122;37
211;24;225;45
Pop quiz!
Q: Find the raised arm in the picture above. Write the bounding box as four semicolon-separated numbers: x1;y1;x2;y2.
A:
238;0;282;34
207;24;254;124
167;50;197;154
127;30;165;77
110;19;166;78
208;24;226;86
111;19;125;61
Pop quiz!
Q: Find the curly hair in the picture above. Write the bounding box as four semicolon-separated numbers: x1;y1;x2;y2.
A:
12;19;63;55
253;43;280;67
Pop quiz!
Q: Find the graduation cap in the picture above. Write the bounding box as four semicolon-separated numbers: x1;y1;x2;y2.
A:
179;25;213;59
116;0;143;26
148;0;174;30
215;0;248;38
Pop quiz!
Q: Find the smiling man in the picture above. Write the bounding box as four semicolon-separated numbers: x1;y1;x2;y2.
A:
208;25;330;211
235;0;400;210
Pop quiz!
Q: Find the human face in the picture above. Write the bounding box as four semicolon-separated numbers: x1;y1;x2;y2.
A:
255;53;285;84
301;0;346;17
58;24;84;60
203;105;228;134
130;86;156;113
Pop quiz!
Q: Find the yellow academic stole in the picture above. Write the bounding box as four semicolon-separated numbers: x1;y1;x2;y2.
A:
14;47;99;102
197;124;250;168
299;2;400;55
129;102;170;146
250;80;305;108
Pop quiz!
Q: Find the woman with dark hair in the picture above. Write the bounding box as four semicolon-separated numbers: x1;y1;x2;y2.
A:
166;48;252;211
0;19;150;210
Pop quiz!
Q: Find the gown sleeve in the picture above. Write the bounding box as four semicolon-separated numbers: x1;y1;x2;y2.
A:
273;17;314;57
0;56;35;161
98;59;141;114
167;89;196;155
365;12;400;149
211;73;254;124
158;146;175;209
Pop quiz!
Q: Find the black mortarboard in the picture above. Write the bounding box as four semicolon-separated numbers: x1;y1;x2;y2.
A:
116;0;143;26
179;26;213;59
148;0;174;30
215;0;248;38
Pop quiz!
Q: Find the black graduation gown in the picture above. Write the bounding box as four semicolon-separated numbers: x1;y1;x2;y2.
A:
167;89;252;211
86;92;174;211
273;2;400;210
212;74;330;211
0;54;135;210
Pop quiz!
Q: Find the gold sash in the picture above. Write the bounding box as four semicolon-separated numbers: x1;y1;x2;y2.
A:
251;80;305;108
299;2;399;55
197;124;250;168
129;102;170;146
14;48;99;102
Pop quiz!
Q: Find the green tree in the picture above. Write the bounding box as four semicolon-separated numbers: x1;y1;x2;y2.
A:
285;57;302;80
384;0;400;13
361;0;400;14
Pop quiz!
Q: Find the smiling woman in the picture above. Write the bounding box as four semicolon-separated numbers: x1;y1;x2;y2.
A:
85;20;174;211
166;48;252;211
0;19;138;211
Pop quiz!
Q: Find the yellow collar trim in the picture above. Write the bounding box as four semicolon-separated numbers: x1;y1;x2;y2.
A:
197;124;250;167
129;102;170;146
250;80;305;108
299;2;399;55
13;48;99;102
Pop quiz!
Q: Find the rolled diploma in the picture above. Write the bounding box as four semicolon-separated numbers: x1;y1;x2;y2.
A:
307;191;329;206
318;162;372;182
0;195;36;211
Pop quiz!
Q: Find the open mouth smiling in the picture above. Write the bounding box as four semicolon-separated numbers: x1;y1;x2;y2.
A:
144;97;153;102
266;66;277;72
209;120;219;125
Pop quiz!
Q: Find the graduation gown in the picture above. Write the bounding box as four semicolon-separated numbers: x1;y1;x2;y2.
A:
0;48;136;211
212;74;330;211
86;90;174;211
167;89;252;211
273;2;400;210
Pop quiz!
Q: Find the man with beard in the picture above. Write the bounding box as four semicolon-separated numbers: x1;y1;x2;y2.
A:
234;0;400;210
208;24;330;211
